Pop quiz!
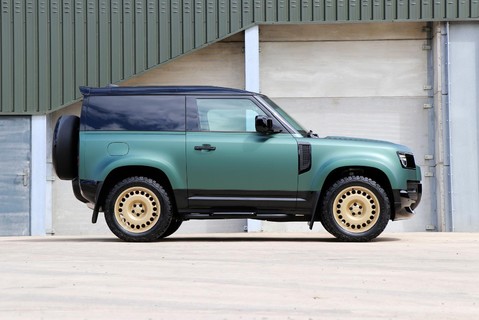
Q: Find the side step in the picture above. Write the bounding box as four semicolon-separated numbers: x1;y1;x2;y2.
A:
182;212;307;221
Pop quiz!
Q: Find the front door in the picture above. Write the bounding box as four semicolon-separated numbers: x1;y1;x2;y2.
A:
186;97;299;211
0;116;31;236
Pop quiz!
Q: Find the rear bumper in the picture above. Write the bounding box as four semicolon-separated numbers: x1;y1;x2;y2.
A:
73;178;101;205
392;181;422;221
72;178;89;203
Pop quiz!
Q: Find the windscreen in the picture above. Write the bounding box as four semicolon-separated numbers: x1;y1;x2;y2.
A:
260;96;309;137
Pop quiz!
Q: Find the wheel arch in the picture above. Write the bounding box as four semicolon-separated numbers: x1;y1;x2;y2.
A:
316;166;396;221
96;166;179;214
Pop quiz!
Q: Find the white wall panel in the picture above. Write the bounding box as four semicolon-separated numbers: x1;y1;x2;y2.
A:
260;23;433;233
261;40;427;98
123;42;244;89
448;23;479;232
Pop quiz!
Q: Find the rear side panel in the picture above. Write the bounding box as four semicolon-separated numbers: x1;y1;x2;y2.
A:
79;131;187;190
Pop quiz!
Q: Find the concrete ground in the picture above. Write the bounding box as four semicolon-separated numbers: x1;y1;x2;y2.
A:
0;232;478;320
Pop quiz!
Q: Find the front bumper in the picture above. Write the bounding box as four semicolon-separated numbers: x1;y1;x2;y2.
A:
392;181;422;221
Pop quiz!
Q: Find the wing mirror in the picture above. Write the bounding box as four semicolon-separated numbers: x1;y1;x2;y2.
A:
255;115;276;134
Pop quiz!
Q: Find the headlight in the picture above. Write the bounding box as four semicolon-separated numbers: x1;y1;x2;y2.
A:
397;152;416;169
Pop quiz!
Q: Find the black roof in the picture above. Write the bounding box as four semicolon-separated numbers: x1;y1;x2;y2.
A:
80;85;254;96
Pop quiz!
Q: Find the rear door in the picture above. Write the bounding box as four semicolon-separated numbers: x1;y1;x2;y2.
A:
186;96;299;211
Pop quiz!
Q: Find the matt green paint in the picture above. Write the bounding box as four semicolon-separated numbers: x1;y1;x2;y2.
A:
80;131;188;190
79;124;420;196
186;131;298;191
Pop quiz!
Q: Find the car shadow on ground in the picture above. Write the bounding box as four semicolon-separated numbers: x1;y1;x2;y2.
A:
162;236;400;243
3;235;401;243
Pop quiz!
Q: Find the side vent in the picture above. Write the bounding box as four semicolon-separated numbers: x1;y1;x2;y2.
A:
298;143;312;174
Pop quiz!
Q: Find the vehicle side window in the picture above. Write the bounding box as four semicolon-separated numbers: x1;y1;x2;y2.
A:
196;98;266;132
84;95;185;131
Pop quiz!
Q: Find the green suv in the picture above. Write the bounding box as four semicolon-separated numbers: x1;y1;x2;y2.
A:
52;85;421;242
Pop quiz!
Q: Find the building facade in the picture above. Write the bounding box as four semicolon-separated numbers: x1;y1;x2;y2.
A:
0;1;478;235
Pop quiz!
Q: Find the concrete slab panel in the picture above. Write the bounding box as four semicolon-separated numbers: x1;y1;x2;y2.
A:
122;42;245;89
260;40;427;98
272;97;429;156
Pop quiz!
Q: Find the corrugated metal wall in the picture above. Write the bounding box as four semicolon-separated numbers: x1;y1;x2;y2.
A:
0;0;478;114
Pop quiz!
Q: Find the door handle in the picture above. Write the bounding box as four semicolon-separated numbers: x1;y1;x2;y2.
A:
18;168;29;187
194;144;216;151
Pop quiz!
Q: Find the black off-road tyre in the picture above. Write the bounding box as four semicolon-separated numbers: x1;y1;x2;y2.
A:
52;115;80;180
160;218;183;238
321;176;390;242
104;176;173;242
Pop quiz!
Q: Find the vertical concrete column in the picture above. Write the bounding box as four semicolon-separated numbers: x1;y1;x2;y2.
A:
245;25;262;232
448;22;479;231
31;115;48;235
245;25;260;92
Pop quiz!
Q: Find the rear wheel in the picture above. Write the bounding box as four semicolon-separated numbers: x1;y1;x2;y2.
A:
321;176;390;242
104;176;173;242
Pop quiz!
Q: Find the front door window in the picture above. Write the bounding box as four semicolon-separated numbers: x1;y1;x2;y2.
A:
196;98;266;132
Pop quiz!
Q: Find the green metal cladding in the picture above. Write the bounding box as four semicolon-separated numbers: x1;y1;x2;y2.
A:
1;0;478;114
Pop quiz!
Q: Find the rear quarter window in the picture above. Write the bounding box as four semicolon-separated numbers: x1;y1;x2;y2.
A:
83;95;185;131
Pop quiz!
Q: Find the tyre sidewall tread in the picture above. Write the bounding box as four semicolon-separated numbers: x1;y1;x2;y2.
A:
160;218;183;239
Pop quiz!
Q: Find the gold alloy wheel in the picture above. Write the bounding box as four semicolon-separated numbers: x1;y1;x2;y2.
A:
333;186;380;233
114;186;161;233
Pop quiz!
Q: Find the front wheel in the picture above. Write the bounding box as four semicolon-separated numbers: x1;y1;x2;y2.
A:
104;177;173;242
320;176;390;242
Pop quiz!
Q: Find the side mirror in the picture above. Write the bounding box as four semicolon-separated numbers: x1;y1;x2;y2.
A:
255;115;274;134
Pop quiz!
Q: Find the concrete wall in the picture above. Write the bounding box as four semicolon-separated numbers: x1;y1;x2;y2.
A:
51;23;435;235
122;38;245;88
49;103;112;235
258;23;434;232
50;38;247;235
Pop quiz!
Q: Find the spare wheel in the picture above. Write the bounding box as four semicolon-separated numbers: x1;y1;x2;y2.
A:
52;115;80;180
